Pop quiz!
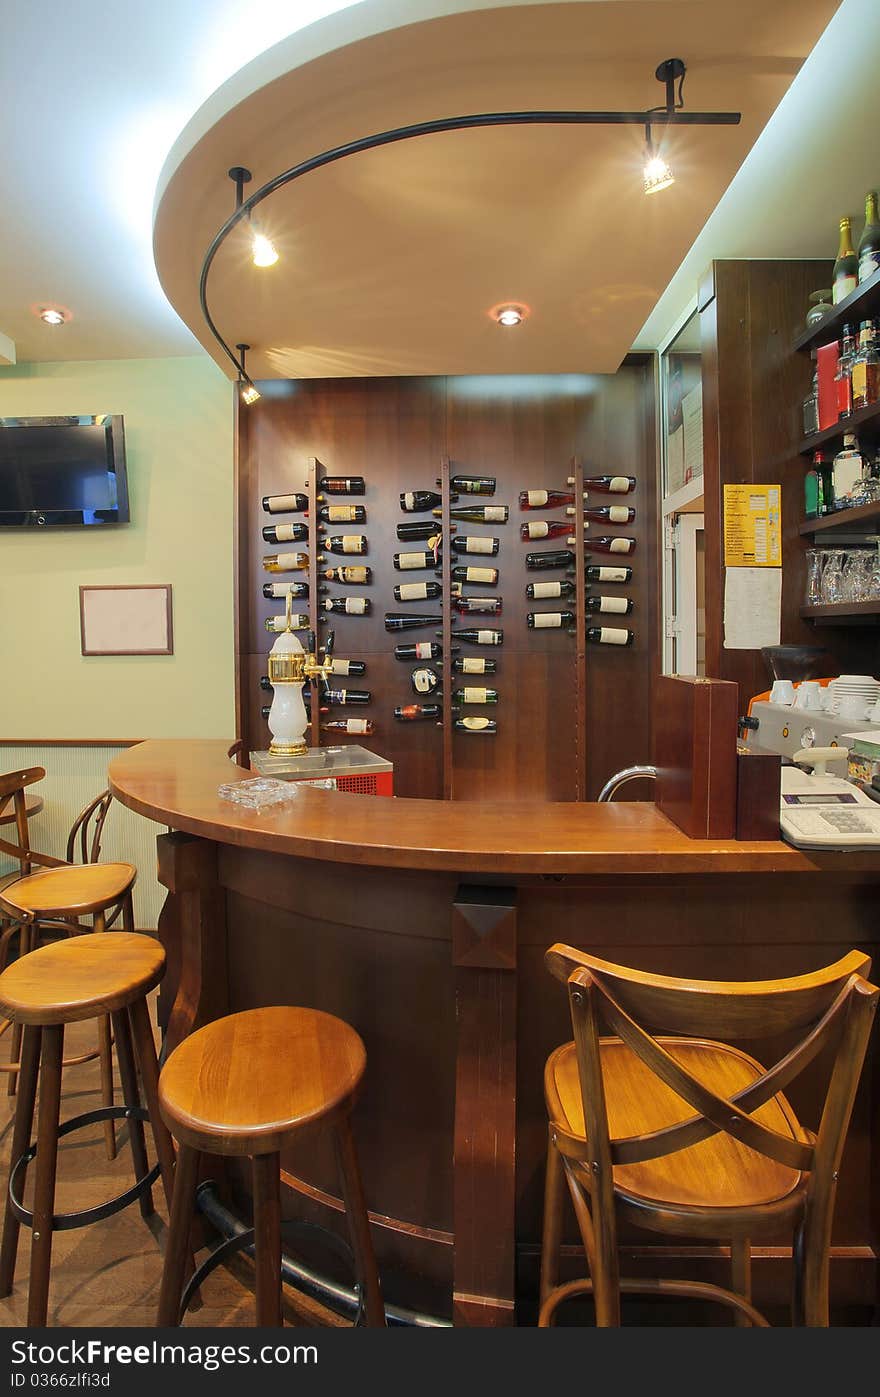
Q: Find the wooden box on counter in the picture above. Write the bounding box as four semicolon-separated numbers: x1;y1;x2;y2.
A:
653;675;738;839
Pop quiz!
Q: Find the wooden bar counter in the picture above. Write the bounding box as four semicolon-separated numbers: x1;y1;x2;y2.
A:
110;740;880;1325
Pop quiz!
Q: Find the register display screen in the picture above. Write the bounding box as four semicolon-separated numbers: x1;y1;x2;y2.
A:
783;793;859;805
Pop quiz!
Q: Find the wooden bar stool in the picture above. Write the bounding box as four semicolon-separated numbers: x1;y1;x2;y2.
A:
157;1005;385;1328
0;932;180;1327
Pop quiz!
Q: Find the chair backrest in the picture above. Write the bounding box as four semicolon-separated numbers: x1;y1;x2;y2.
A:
227;739;246;767
66;789;114;866
0;767;47;877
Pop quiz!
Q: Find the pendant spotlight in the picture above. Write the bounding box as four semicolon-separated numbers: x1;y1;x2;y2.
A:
206;58;739;403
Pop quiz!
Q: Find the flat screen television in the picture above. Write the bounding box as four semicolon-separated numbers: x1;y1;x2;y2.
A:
0;415;129;527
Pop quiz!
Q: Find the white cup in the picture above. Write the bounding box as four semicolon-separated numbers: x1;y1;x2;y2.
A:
837;694;870;721
794;681;822;710
770;679;796;705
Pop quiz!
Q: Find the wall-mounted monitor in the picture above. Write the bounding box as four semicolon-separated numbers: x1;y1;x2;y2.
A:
0;415;129;527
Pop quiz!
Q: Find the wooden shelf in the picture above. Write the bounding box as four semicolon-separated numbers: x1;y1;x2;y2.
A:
799;499;880;535
793;266;880;353
800;600;880;623
799;398;880;455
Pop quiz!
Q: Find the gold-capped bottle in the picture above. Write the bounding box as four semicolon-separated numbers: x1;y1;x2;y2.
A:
833;217;858;304
858;192;880;284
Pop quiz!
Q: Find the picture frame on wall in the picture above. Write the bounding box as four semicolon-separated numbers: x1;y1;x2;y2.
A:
79;584;174;656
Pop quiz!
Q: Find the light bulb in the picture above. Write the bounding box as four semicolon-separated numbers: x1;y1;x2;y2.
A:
491;303;528;327
644;153;674;196
251;232;278;267
497;307;523;327
39;308;67;325
240;380;261;405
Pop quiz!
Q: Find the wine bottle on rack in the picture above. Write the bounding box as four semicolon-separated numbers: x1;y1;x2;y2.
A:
263;492;308;514
411;667;440;695
526;579;575;599
452;687;498;705
586;564;632;583
263;581;309;599
397;520;443;542
322;718;375;735
586;626;634;646
585;594;634;615
262;551;309;572
576;505;635;525
385;612;443;631
315;476;365;495
449;564;499;586
437;473;496;495
394;704;442;721
324;688;372;705
437;627;502;646
321;595;371;616
527;611;575;629
394;641;449;661
566;475;636;494
400;490;444;511
451;535;499;555
453;655;496;674
262;523;308;544
525;549;576;571
521;520;587;540
454;716;497;734
587;536;636;555
322;565;372;585
265;613;310;632
325;657;367;677
393;580;442;602
313;504;366;524
394;549;440;570
452;596;502;615
324;535;367;555
519;488;587;510
435;504;509;523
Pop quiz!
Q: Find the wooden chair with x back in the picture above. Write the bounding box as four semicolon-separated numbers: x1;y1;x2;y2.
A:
539;944;878;1327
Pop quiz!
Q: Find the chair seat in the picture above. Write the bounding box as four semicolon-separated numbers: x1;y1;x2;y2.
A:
159;1006;367;1156
0;862;136;918
0;932;165;1025
546;1036;806;1213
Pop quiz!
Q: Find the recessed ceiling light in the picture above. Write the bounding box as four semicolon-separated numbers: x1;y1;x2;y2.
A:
490;303;529;328
38;307;69;326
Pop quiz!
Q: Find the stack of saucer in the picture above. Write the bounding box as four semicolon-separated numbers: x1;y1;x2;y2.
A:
826;674;880;719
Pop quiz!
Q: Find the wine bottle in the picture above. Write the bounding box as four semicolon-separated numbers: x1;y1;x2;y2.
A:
265;613;310;632
394;581;442;602
322;565;372;585
526;579;575;599
438;628;503;646
321;596;371;616
833;217;858;304
521;519;586;540
435;504;509;523
519;488;586;510
527;611;575;629
858;191;880;284
316;476;365;495
588;536;636;555
262;523;308;544
394;704;442;721
394;549;439;570
452;596;502;615
453;656;496;674
437;473;496;495
397;520;442;542
566;475;636;494
454;716;497;734
263;492;308;514
263;581;309;599
449;564;499;586
452;687;498;705
400;490;443;511
314;504;366;524
583;505;635;525
525;549;575;571
451;535;499;555
585;594;634;615
586;626;634;646
586;564;632;583
324;688;371;706
321;718;374;735
385;612;443;631
262;551;309;572
394;641;449;661
411;666;440;695
325;535;367;555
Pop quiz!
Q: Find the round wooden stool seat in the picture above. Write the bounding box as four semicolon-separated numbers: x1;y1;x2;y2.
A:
0;932;165;1026
159;1006;367;1156
0;863;136;920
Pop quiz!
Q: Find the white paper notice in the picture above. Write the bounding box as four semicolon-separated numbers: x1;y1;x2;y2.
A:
723;567;782;650
666;424;685;495
682;384;704;482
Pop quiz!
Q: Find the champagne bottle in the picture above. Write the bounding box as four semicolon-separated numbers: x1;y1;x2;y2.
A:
521;519;587;540
265;613;310;632
858;192;880;284
452;596;502;615
321;595;371;616
394;704;442;721
526;579;575;599
527;611;575;629
397;520;442;542
385;612;443;631
451;535;499;555
519;488;587;510
316;476;365;495
585;594;634;615
411;666;440;695
400;490;443;512
453;656;496;674
525;548;576;571
324;535;367;555
437;473;496;495
394;581;442;602
262;492;308;514
314;504;366;524
324;688;371;705
566;474;636;494
262;522;308;544
321;718;374;735
435;504;509;523
449;564;498;585
586;564;632;583
262;581;309;599
454;716;497;734
586;626;634;646
322;565;372;585
394;641;450;661
262;551;309;572
452;687;498;705
394;549;439;570
833;217;858;304
437;627;502;645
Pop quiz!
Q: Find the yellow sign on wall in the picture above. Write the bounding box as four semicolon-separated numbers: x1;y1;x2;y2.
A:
723;484;782;567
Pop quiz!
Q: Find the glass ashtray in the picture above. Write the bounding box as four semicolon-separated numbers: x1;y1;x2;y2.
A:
218;778;301;810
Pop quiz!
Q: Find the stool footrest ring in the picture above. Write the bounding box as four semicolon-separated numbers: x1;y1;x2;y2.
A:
8;1106;160;1231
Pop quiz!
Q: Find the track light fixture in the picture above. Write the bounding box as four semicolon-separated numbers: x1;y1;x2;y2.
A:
643;127;674;196
235;343;261;406
228;166;279;267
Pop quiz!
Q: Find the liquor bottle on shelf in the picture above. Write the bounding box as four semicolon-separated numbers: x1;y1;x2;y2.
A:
566;475;636;494
438;473;496;495
836;325;856;420
394;640;448;661
585;594;634;615
586;626;634;647
452;596;502;615
324;688;372;706
262;523;308;544
313;504;366;524
858;191;880;284
385;612;443;632
262;492;308;514
519;488;586;510
452;687;498;705
324;535;368;555
393;580;442;602
451;535;499;555
832;433;865;507
320;595;371;616
400;490;444;512
394;548;440;570
448;564;499;586
322;718;375;735
805;451;834;518
411;666;440;696
586;563;632;584
397;520;443;542
394;704;442;721
527;611;576;629
262;581;309;599
262;551;309;572
437;627;503;646
315;476;365;495
521;519;587;540
265;613;310;632
322;565;372;585
803;353;820;437
453;655;496;674
850;320;880;411
526;579;576;599
434;504;509;524
454;716;497;734
833;217;859;304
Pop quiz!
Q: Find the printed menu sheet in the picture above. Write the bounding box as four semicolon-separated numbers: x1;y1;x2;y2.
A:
723;484;782;567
